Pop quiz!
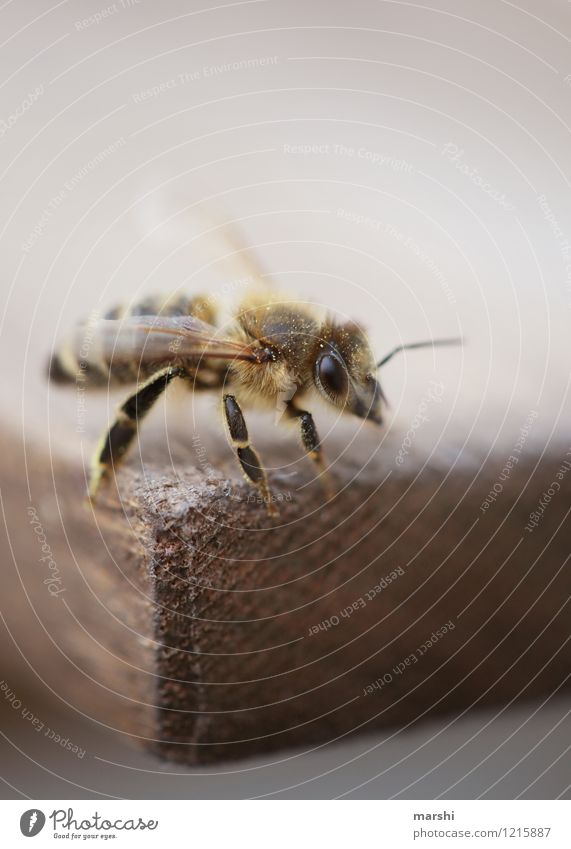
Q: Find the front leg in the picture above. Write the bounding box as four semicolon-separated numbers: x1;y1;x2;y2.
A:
286;402;335;498
222;394;277;516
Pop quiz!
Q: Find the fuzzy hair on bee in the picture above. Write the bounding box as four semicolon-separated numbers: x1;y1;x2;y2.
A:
47;285;460;516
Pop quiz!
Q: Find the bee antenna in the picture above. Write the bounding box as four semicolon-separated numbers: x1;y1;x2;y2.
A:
376;337;463;369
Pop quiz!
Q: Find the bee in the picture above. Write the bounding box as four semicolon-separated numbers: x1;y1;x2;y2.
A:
48;287;459;515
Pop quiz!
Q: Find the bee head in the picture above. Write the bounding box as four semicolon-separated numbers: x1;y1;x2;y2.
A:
313;320;383;424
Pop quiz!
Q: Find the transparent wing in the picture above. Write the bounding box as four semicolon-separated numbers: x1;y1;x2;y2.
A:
74;314;263;370
138;199;272;290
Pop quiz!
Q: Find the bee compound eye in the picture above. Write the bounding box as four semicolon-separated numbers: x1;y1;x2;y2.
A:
317;354;349;398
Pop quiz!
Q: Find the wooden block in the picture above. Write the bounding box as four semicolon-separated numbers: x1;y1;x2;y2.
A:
2;420;569;764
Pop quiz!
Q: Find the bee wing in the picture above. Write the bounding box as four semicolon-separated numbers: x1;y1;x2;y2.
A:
138;199;272;289
76;314;262;369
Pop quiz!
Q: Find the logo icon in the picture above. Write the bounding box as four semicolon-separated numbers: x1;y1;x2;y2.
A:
20;810;45;837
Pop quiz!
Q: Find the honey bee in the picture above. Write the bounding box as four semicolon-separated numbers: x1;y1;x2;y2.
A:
48;286;459;515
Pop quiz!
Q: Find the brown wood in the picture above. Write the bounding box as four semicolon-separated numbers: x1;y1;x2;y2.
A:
2;418;569;764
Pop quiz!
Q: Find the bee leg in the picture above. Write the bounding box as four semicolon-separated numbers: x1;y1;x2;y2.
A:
222;394;277;516
286;403;335;499
89;366;184;502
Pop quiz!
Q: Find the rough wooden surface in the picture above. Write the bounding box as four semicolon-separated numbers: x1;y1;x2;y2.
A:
2;421;569;764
